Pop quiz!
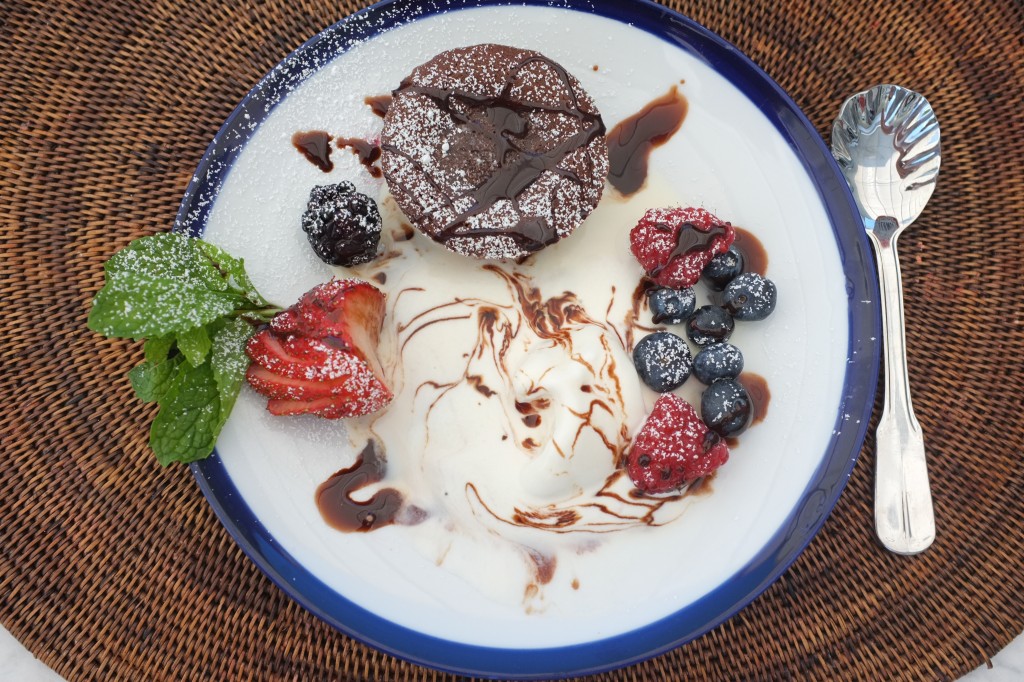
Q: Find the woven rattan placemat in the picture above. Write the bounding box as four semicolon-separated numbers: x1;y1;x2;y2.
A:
2;0;1022;680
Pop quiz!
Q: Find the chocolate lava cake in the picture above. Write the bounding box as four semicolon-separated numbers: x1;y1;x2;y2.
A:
380;44;609;260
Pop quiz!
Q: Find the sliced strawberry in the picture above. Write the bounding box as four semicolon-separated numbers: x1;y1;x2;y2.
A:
245;278;392;419
269;307;299;334
267;395;369;419
626;393;729;494
247;361;392;411
247;365;350;400
629;207;735;288
293;278;385;342
247;331;352;381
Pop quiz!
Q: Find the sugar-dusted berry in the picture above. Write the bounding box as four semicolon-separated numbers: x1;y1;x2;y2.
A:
722;272;777;321
629;207;735;288
626;393;730;494
647;286;696;325
301;182;382;266
632;331;692;392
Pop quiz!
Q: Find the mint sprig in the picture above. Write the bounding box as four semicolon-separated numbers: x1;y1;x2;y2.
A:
88;233;282;465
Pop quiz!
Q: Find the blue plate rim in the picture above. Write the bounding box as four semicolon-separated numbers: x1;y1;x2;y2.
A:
178;0;881;678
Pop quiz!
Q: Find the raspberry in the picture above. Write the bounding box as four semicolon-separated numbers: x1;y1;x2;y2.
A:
629;207;735;288
626;393;729;494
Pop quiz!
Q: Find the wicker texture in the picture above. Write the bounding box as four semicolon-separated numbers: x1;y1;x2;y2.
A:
2;0;1022;680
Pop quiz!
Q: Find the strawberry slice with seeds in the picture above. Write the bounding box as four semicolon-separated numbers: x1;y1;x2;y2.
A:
245;278;392;419
247;333;351;382
626;393;729;494
629;207;735;288
269;307;300;334
245;365;365;401
292;277;384;340
267;396;370;419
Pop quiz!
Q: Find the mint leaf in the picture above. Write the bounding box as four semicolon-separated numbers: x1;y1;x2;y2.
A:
88;270;242;339
106;232;229;291
150;360;222;465
143;336;176;363
129;354;185;403
88;233;247;338
88;232;284;465
196;240;269;307
211;317;255;421
177;325;212;366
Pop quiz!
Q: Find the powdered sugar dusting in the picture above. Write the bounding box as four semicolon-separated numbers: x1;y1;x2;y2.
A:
380;44;608;259
626;393;729;493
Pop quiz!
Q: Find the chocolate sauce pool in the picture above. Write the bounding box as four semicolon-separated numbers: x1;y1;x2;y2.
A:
737;371;771;425
607;85;688;195
292;130;333;172
336;136;383;178
731;226;769;276
317;441;415;532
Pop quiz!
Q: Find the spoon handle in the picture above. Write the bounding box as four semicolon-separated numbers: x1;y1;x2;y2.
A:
869;218;935;554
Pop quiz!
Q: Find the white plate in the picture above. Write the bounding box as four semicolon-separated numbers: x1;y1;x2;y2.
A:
180;0;880;677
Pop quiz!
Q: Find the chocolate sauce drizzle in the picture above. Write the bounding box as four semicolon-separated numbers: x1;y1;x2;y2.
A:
650;221;731;278
292;130;334;172
316;441;421;532
607;85;688;195
336;136;382;178
384;54;606;253
467;467;685;534
365;94;392;118
482;264;597;346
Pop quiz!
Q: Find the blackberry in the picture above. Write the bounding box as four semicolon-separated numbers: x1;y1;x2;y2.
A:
700;379;752;437
301;182;382;266
722;273;777;321
701;246;744;291
647;286;696;325
686;305;734;346
692;343;744;384
632;331;692;392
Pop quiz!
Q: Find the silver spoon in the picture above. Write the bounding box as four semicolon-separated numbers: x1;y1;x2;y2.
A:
831;84;940;555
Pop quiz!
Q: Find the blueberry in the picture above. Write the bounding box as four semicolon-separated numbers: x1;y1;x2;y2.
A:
700;379;752;437
692;343;744;384
685;305;734;346
647;287;696;325
701;246;744;291
632;331;692;392
722;273;777;321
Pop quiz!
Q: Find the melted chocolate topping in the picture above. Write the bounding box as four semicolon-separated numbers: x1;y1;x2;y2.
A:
365;94;392;118
384;50;606;254
316;441;410;532
292;130;333;172
336;136;382;178
607;85;688;195
650;221;731;278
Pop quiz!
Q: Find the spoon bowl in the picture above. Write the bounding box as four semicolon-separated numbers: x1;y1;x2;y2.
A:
833;84;941;231
831;84;940;555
